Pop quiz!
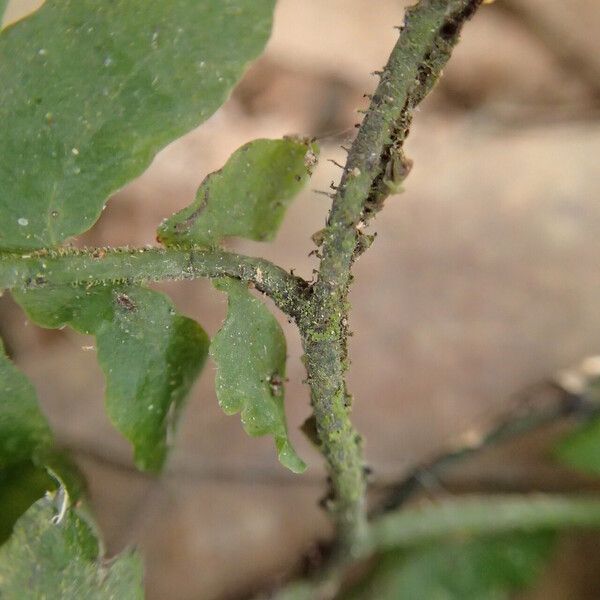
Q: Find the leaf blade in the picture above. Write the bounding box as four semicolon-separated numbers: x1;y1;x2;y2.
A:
0;337;53;469
0;0;276;249
210;278;305;473
96;289;210;471
0;461;55;545
157;138;318;248
344;533;554;600
13;285;210;472
0;495;143;599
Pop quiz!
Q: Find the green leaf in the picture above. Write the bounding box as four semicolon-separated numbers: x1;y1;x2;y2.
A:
0;461;55;545
555;416;600;476
157;137;318;248
13;285;114;334
0;495;143;599
0;0;276;250
14;285;210;471
344;533;554;600
97;289;209;471
0;341;88;542
0;337;53;468
210;278;305;473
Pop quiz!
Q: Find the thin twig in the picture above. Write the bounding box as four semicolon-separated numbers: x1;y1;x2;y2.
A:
372;381;600;515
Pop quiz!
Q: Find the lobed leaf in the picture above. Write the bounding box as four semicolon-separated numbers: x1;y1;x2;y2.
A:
0;495;143;599
0;0;276;250
14;285;209;472
344;533;554;600
210;278;305;473
157;137;318;248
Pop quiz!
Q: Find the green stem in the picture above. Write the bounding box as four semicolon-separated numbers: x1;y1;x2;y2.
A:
0;0;485;563
299;330;367;549
302;0;483;550
273;494;600;600
366;495;600;553
0;246;309;319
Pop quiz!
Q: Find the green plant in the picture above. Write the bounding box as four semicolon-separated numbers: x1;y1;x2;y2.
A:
2;1;600;598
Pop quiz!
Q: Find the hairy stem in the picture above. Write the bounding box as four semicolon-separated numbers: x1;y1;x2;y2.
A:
0;0;485;562
0;246;309;319
301;0;483;549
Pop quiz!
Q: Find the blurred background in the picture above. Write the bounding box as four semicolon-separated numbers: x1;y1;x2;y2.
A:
2;0;600;598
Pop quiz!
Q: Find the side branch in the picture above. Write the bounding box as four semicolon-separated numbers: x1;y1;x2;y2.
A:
274;494;600;599
0;246;309;319
366;495;600;554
